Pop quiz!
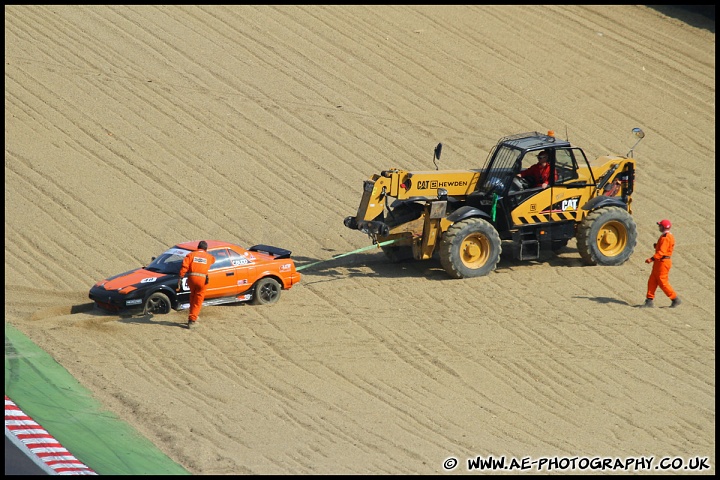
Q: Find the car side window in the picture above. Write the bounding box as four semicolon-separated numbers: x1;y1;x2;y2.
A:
209;248;232;270
228;249;252;267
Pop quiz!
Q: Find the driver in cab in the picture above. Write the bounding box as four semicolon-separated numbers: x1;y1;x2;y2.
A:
518;150;553;189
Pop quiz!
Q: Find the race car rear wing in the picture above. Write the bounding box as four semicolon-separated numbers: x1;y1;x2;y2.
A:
248;244;292;259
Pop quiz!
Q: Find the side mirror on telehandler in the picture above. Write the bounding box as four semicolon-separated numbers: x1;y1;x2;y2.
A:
433;142;443;170
627;128;645;157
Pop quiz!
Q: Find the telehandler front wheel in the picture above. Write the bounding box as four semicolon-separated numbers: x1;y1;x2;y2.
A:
439;218;501;278
576;206;637;266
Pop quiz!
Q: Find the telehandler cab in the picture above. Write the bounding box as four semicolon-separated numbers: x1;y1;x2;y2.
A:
344;128;644;278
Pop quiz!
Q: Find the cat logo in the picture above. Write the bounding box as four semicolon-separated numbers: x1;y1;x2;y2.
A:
417;180;468;190
561;197;579;211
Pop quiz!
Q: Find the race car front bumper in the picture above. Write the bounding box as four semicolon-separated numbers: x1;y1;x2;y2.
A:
89;287;145;314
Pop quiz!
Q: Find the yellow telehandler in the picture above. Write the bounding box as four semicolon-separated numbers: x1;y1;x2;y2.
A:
344;129;644;278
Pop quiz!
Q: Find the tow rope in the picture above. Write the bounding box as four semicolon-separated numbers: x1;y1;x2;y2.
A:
296;239;398;271
491;192;498;222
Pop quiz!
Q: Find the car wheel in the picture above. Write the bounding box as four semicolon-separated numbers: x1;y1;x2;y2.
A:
144;292;171;315
252;278;282;305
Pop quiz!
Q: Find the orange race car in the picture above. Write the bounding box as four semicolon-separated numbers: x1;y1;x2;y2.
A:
89;240;301;315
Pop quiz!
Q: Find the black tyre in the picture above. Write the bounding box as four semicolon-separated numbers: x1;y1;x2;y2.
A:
252;277;282;305
144;292;171;315
576;206;637;266
380;203;423;263
439;218;502;278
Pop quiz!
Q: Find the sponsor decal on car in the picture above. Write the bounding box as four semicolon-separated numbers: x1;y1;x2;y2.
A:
140;277;157;283
280;263;292;272
126;299;143;306
232;258;250;266
237;279;248;285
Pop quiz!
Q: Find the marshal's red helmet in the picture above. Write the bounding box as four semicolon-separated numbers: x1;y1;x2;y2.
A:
657;219;672;229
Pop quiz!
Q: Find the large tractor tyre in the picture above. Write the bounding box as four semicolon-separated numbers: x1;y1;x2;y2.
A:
380;203;423;263
439;218;502;279
576;206;637;266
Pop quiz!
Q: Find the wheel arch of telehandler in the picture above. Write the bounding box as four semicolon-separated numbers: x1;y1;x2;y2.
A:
446;205;492;223
581;195;629;212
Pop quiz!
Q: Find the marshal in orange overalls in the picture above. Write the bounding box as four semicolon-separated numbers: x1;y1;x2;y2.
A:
645;230;677;302
179;245;215;323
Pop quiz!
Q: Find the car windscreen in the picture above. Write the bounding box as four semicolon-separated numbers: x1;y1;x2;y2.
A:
145;248;190;274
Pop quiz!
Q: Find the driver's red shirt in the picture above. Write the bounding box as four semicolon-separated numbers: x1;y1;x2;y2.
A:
520;162;552;187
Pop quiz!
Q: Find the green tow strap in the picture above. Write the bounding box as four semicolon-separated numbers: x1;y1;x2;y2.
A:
297;239;397;271
491;192;498;222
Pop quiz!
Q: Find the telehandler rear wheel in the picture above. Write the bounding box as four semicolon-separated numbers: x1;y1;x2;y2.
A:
439;218;501;278
576;206;637;266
